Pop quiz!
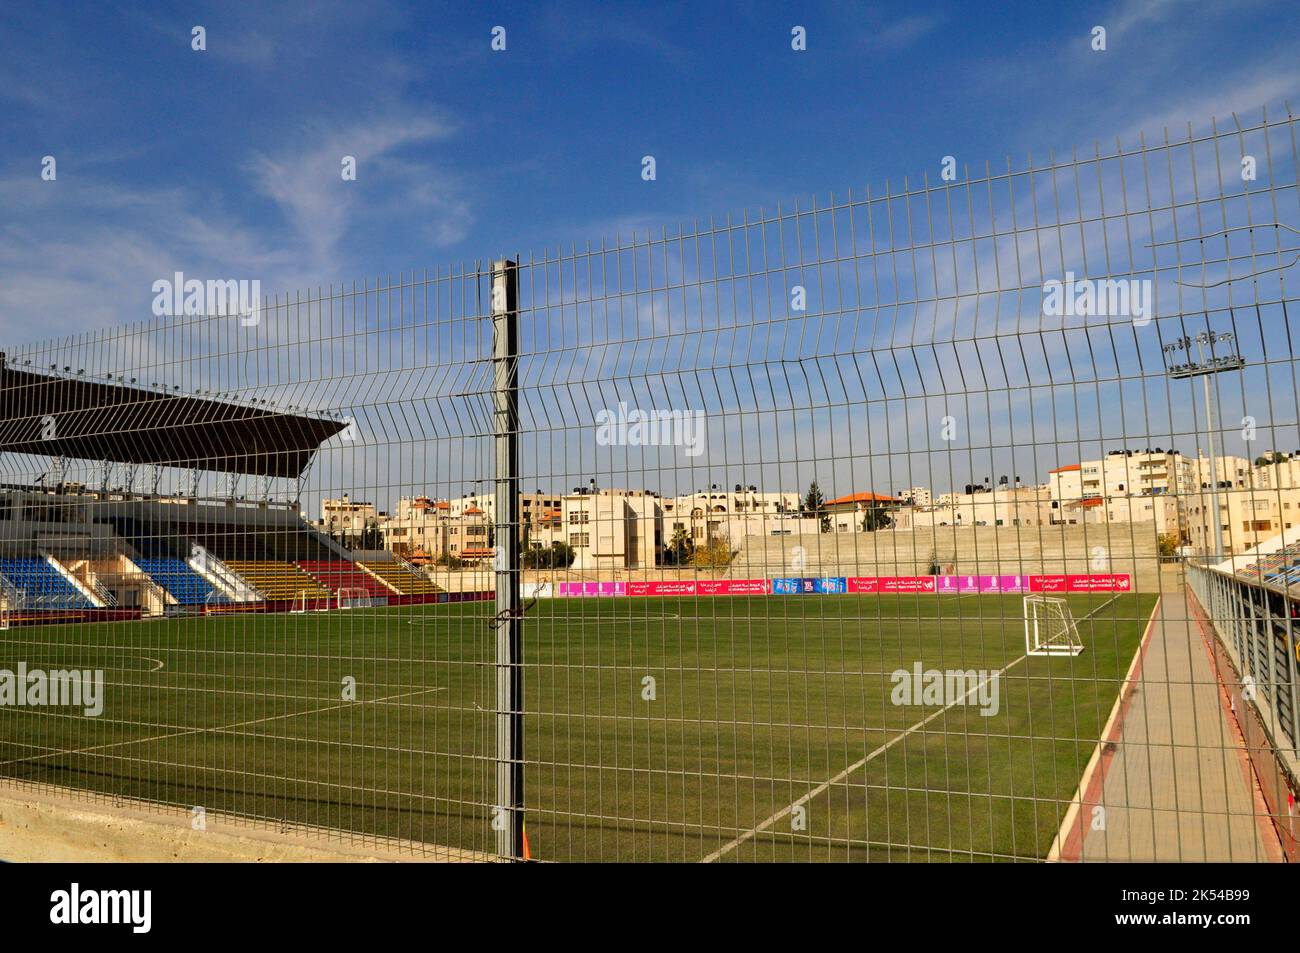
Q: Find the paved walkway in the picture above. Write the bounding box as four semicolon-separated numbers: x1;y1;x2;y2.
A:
1072;587;1281;861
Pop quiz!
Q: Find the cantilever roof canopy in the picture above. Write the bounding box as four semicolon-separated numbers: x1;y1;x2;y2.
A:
0;362;348;478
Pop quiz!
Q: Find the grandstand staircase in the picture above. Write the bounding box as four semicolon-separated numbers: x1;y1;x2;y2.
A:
187;545;259;603
55;556;116;607
105;555;171;615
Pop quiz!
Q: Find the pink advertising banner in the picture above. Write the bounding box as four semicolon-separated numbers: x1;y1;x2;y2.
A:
551;574;1129;597
557;581;627;597
935;574;1033;593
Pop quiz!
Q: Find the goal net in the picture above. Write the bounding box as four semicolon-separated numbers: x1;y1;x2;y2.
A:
0;588;22;630
290;590;319;614
337;587;369;610
1024;595;1084;656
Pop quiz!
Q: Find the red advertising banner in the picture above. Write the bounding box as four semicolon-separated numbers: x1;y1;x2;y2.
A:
627;580;698;596
697;579;770;595
847;576;880;593
1064;573;1133;592
878;576;937;593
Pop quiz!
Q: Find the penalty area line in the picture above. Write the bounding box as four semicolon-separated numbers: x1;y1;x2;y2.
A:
700;594;1121;862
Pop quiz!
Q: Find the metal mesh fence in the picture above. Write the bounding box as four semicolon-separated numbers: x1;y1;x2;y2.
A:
1;105;1298;861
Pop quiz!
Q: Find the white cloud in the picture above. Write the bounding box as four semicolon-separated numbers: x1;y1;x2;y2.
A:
0;110;472;343
246;113;462;275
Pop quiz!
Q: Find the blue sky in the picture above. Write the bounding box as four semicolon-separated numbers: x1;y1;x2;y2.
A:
1;0;1295;341
1;0;1297;505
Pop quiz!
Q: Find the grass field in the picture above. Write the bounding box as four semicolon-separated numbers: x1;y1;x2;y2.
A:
0;591;1157;861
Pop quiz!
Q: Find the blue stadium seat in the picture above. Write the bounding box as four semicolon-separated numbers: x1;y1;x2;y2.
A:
135;557;220;605
0;557;94;609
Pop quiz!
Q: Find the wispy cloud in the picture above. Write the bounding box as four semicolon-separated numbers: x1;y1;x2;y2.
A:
0;107;471;343
246;113;462;274
861;13;946;51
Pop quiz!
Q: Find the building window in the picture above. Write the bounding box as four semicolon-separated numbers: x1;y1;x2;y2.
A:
568;533;590;547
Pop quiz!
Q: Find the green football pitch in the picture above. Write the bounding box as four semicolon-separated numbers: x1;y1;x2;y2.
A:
0;591;1157;861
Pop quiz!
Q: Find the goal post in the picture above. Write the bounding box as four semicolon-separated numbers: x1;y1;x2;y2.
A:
290;590;315;614
0;587;23;630
337;587;369;610
1024;594;1084;656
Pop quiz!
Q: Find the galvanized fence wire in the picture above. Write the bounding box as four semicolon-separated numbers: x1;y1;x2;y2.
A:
0;104;1297;860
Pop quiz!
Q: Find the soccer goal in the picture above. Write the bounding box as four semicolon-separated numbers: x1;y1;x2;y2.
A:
337;587;369;610
1024;594;1084;656
0;588;23;630
290;590;324;614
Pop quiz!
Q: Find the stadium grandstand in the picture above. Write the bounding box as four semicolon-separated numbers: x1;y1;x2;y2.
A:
0;355;444;624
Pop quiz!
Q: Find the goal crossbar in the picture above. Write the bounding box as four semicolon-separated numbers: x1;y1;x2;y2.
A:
1024;594;1084;656
336;587;369;610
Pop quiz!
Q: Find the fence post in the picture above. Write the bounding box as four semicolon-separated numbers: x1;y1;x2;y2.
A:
492;258;524;860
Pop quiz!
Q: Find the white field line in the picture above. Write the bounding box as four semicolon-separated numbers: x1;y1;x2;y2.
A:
1045;596;1162;862
701;594;1122;863
0;687;445;769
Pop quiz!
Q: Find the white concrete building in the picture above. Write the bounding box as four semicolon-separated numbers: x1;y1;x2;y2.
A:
906;485;1051;529
319;494;382;546
562;488;662;570
661;488;802;546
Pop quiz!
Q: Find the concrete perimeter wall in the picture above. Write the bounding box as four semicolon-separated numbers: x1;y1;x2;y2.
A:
0;781;486;862
729;523;1163;590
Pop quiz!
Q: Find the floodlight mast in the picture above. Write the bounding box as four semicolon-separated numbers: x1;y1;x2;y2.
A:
1163;331;1245;560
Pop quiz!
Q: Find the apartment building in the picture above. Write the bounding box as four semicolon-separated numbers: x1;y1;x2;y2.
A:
825;492;903;533
898;486;932;508
319;494;382;547
660;487;803;546
321;443;1300;567
562;488;661;570
374;495;487;561
905;484;1051;529
1044;450;1195;538
1185;452;1300;555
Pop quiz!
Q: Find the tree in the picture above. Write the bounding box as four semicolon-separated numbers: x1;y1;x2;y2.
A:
662;526;694;566
689;539;733;568
803;481;829;532
521;541;576;569
1157;532;1181;560
358;518;384;551
860;501;893;532
1255;450;1289;467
